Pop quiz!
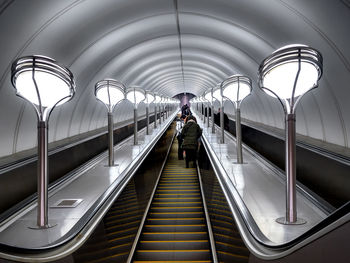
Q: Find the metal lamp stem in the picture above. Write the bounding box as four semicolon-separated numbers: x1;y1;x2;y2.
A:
211;104;215;134
154;105;157;129
107;112;114;166
146;105;149;135
220;104;224;143
236;107;243;164
286;113;297;222
37;120;49;228
202;103;205;120
207;105;210;128
134;107;138;145
159;106;162;125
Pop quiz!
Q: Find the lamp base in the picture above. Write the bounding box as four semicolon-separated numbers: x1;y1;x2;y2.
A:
276;217;307;225
28;222;57;230
105;164;119;167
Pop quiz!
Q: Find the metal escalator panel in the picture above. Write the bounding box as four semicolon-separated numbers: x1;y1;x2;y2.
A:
133;142;212;262
74;181;144;263
200;167;250;263
71;122;176;263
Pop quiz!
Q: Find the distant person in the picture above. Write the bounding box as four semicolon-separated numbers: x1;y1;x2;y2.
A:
176;115;185;160
181;104;191;117
180;115;202;168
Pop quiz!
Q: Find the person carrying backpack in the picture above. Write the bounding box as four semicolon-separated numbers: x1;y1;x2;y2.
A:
180;115;202;168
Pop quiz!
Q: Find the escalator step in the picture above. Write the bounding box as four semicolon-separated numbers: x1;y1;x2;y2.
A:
142;232;208;240
144;224;207;232
149;212;204;218
147;218;205;224
139;240;209;250
134;261;211;263
135;250;211;261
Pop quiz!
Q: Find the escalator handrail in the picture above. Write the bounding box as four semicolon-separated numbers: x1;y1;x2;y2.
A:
200;132;350;259
0;111;178;262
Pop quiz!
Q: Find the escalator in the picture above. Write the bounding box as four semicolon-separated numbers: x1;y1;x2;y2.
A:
1;121;347;263
132;143;211;262
71;128;251;263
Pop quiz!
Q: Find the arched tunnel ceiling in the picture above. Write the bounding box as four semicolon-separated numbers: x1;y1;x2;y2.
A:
0;0;349;159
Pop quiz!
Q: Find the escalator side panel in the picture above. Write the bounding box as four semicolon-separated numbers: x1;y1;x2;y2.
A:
199;151;250;263
70;123;176;263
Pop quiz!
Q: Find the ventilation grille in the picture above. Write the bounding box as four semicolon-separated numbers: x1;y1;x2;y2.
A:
51;199;83;208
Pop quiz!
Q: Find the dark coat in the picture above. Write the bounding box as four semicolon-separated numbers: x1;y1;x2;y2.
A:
180;120;202;150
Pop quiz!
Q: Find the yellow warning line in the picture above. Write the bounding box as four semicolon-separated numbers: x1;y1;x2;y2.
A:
137;249;210;252
140;240;208;243
217;250;249;259
148;218;204;220
149;212;203;215
142;232;207;235
152;202;202;204
145;224;206;227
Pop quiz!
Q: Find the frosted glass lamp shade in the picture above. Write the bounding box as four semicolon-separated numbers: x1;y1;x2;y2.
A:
95;79;125;111
126;87;145;105
212;87;223;102
204;90;213;103
259;45;322;100
145;92;155;104
11;55;75;109
222;75;252;103
154;94;162;103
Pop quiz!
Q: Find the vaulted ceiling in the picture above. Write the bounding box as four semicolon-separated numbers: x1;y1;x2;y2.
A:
0;0;349;159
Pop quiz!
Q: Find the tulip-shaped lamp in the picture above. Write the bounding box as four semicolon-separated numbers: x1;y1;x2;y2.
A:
213;84;225;143
204;89;214;131
258;44;323;224
154;93;162;126
222;75;252;164
144;91;155;135
126;87;146;145
95;79;125;166
11;55;75;229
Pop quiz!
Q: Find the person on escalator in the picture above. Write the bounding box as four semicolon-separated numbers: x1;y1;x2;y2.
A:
176;115;185;160
180;115;202;168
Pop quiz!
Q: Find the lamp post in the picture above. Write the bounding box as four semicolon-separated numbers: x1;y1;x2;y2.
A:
164;97;169;119
213;84;225;143
11;55;75;229
204;89;214;130
153;92;162;129
95;79;125;167
192;97;200;115
222;75;252;164
126;87;146;145
258;44;323;225
145;91;155;135
200;96;207;124
154;94;162;126
161;96;166;122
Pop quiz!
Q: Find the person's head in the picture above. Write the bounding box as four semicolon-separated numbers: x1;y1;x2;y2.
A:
185;115;197;123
